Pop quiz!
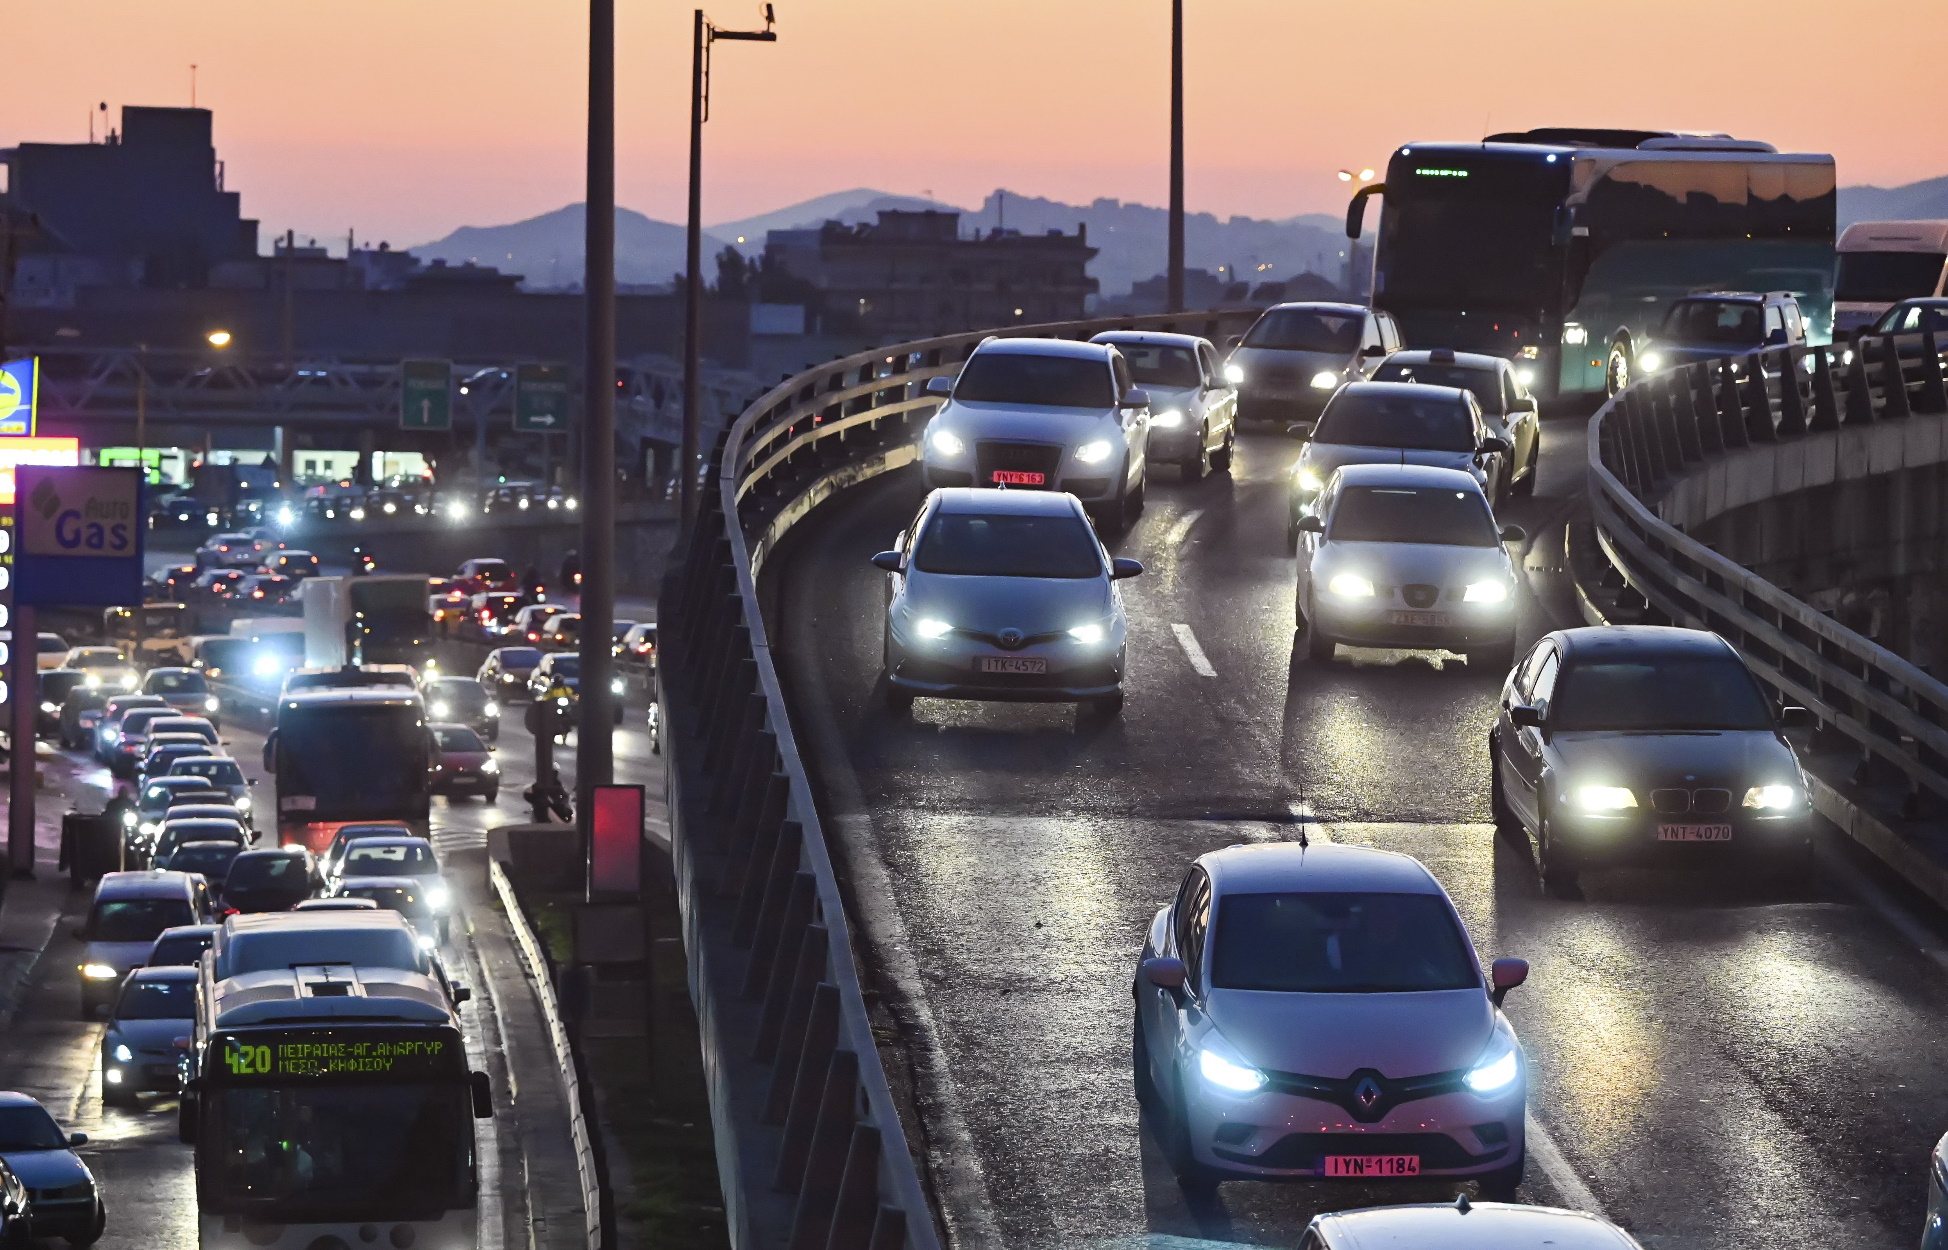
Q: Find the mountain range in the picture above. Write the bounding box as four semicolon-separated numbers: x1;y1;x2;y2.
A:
412;174;1948;296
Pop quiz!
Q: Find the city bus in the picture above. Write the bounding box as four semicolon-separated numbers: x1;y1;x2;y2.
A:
265;687;430;850
181;956;491;1249
1833;219;1948;335
1348;128;1836;398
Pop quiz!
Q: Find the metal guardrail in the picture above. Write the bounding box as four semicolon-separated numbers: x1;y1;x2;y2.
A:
490;859;604;1249
658;309;1259;1249
1589;329;1948;805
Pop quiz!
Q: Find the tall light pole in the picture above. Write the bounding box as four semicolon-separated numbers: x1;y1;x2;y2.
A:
682;5;777;527
1166;0;1185;314
578;0;619;802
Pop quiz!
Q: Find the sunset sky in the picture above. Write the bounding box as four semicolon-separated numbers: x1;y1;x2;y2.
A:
10;0;1948;251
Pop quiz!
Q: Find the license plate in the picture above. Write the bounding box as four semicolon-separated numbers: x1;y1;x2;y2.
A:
1387;610;1451;627
147;1064;176;1078
1325;1155;1420;1178
1657;823;1733;842
977;656;1046;674
281;795;317;812
991;470;1045;485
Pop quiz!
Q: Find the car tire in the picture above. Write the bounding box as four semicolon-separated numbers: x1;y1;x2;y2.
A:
884;684;914;715
1305;623;1336;663
1538;817;1580;898
1209;430;1234;473
1182;429;1208;482
1161;1087;1220;1197
65;1200;105;1248
1092;690;1126;717
1131;1006;1157;1107
1489;741;1523;841
1285;514;1300;557
484;787;500;804
1125;473;1146;520
1511;437;1539;497
102;1081;138;1109
1477;1152;1525;1202
1605;340;1631;397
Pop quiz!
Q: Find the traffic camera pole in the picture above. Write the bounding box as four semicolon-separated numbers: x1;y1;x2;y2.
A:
578;0;618;804
1166;0;1185;315
7;603;34;876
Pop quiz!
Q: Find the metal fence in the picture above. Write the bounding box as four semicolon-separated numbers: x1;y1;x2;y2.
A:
1589;329;1948;805
658;309;1260;1249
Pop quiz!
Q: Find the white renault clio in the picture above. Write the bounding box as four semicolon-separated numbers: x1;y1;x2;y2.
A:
1134;841;1531;1197
922;338;1152;533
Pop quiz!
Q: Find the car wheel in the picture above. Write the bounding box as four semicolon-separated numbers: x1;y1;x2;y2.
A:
64;1200;105;1247
1285;514;1300;556
1125;472;1146;519
1092;690;1126;717
1182;428;1208;482
1489;743;1524;841
1477;1152;1525;1202
1131;1006;1157;1107
102;1081;138;1109
1305;622;1336;663
484;787;499;804
1538;816;1580;899
1161;1086;1220;1197
1209;430;1234;473
1512;436;1539;497
1605;341;1631;397
884;684;914;715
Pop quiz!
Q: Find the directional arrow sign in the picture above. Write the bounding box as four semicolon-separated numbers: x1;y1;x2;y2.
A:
515;363;571;434
401;359;453;431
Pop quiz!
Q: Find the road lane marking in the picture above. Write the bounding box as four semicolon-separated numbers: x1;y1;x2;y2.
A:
1171;623;1217;677
1164;509;1203;546
1526;1111;1609;1218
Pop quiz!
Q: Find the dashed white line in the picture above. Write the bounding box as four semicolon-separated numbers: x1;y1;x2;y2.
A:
1171;623;1217;677
1164;509;1204;546
1526;1111;1608;1218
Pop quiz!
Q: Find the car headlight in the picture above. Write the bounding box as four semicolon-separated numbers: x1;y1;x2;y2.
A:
1309;369;1340;390
1463;580;1508;604
481;759;500;774
204;696;221;712
1074;439;1114;465
484;701;500;717
139;821;159;835
102;727;120;744
611;678;626;695
85;675;102;689
1576;785;1638;812
1742;784;1799;810
253;656;280;676
914;618;953;640
1151;408;1185;429
1198;1046;1267;1093
929;429;964;457
81;963;120;980
113;1044;133;1063
1638;350;1664;373
424;882;451;911
236;794;251;812
1515;344;1540;360
1515;367;1535;386
1327;573;1375;599
121;810;138;828
39;701;57;714
1068;623;1106;645
1464;1038;1521;1094
1295;467;1323;493
431;701;451;719
120;674;138;689
1223;362;1245;385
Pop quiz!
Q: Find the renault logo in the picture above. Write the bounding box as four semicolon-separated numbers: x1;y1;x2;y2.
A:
998;627;1025;649
1353;1076;1383;1111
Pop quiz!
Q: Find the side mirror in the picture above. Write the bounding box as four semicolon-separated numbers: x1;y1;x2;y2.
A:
1498;524;1527;544
470;1070;495;1119
68;1133;89;1147
1360;344;1386;358
1284;424;1311;440
1509;704;1544;729
1512;396;1538;413
1766;328;1788;346
1120;388;1152;410
1222;334;1243;351
870;551;904;573
1110;557;1145;580
1297;514;1326;534
924;376;954;398
1779;705;1814;730
453;985;472;1005
1489;957;1529;1006
172;1036;191;1050
1140;956;1187;999
1478;436;1511;456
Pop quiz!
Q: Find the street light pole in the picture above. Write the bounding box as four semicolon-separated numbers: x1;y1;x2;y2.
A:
681;6;777;528
578;0;618;801
1166;0;1185;314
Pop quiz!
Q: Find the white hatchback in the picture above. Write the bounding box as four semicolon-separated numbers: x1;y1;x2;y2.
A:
1088;330;1237;480
1134;841;1531;1195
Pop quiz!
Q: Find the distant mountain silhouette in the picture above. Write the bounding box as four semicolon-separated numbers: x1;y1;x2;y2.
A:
412;203;726;290
1839;175;1948;229
708;189;960;247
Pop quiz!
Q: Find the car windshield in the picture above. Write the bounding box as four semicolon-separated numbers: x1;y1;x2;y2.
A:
148;672;207;694
116;977;196;1020
953;353;1113;407
342;844;437;876
167;844;241;875
1660;300;1765;347
1330;486;1500;547
199;639;253;671
1836;251;1946;304
0;1105;68;1151
1878;302;1948;334
1312;390;1475;452
428;681;486;710
348;885;429;914
38;635;67;654
433;727;485;751
1242;309;1363;352
148;933;213;965
72;651;125;669
498;648;542;669
1551;657;1775;731
913;513;1102;578
226;855;309;891
1210;891;1479;993
1106;343;1201;387
1371;362;1504;414
546;656;581;679
174;758;245;786
93;898;196;943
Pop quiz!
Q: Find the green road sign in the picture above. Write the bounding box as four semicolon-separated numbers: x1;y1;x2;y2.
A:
401;359;452;431
514;363;571;434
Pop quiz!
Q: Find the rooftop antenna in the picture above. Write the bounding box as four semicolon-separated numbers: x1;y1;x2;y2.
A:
90;101;105;143
190;64;198;108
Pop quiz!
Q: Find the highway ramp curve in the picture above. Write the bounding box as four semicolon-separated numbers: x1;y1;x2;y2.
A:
763;423;1948;1250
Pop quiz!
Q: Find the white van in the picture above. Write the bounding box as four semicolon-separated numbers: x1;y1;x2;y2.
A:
1835;220;1948;334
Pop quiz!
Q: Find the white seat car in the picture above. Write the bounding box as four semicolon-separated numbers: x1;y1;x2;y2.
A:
1089;330;1236;479
1225;301;1403;429
1288;381;1509;534
921;338;1152;533
1302;1199;1644;1250
1134;842;1531;1196
1294;464;1523;667
1371;348;1541;500
875;489;1142;715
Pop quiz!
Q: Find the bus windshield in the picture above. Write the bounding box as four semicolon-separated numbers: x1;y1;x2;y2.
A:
278;706;429;820
203;1085;472;1222
1836;252;1945;304
1376;157;1567;308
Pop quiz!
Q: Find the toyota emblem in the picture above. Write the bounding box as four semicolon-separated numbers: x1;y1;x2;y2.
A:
998;627;1025;649
1353;1076;1382;1111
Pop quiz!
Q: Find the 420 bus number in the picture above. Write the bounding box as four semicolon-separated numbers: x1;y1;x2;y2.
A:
224;1043;273;1076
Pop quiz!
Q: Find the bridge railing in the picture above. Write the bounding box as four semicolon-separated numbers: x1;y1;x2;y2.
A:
657;309;1259;1250
1589;329;1948;805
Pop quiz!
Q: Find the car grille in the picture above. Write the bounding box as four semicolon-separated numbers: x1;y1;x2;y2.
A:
973;442;1062;488
896;658;1118;689
1220;1131;1500;1171
31;1184;92;1201
1650;787;1733;815
1402;583;1440;609
1262;1065;1469;1124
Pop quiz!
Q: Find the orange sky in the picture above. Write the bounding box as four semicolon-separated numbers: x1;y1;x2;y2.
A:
9;0;1948;250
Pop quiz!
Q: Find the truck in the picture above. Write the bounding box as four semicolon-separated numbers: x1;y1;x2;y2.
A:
301;575;433;670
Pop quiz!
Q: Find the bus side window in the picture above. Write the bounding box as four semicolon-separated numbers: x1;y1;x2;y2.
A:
1783;304;1804;341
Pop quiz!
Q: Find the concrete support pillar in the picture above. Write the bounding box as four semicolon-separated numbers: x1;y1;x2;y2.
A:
274;426;295;489
357;427;377;487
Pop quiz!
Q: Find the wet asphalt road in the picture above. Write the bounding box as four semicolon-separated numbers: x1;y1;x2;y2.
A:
769;422;1948;1249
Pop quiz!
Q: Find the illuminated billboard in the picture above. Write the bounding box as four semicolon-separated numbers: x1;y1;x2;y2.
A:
0;437;81;505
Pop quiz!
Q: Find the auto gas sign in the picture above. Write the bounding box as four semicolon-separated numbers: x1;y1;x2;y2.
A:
13;465;143;606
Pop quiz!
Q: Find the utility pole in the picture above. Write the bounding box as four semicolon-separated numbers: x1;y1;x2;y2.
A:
1;201;32;878
578;0;619;805
1167;0;1185;314
682;5;777;527
281;228;296;371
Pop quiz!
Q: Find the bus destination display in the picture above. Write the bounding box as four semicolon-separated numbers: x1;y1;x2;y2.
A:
214;1029;460;1081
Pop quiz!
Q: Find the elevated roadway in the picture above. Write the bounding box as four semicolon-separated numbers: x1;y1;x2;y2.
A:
766;419;1948;1249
